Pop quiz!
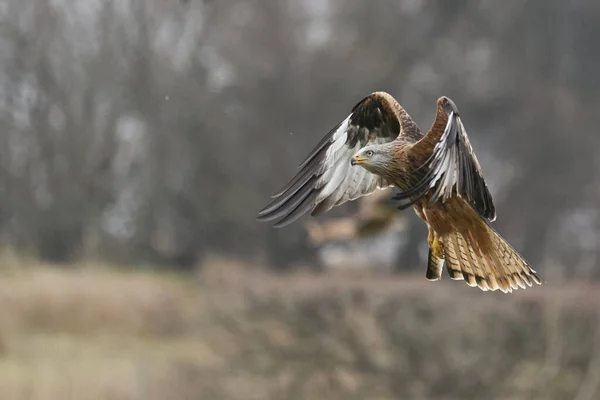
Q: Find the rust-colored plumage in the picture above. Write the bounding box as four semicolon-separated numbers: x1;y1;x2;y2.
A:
257;92;542;293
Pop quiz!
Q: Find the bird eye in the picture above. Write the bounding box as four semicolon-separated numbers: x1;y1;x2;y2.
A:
366;150;374;157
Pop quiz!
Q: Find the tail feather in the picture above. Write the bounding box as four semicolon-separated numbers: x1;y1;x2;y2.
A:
426;248;444;281
441;224;541;293
445;233;477;287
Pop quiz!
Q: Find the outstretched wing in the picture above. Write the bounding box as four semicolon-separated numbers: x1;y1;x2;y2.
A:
394;101;496;221
257;92;405;228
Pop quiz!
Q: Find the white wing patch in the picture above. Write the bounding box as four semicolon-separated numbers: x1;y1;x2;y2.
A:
428;114;458;201
257;111;394;227
314;115;375;209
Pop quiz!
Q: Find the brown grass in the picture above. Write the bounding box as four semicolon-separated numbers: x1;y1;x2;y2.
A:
0;253;597;399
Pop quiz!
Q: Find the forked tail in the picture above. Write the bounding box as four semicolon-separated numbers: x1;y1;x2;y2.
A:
441;223;542;293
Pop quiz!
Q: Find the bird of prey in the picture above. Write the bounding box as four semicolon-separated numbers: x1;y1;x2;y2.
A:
257;92;542;293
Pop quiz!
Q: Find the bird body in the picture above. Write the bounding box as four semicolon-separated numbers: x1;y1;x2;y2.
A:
258;92;541;293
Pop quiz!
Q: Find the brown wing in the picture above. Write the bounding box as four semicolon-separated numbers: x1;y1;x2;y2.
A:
393;96;496;221
257;92;420;228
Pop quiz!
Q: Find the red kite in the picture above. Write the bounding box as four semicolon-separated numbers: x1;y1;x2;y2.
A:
258;92;541;292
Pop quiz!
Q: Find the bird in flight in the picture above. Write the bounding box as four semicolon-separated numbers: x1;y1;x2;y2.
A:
257;92;541;293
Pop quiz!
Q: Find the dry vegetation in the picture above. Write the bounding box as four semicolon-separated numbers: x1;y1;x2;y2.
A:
0;254;598;400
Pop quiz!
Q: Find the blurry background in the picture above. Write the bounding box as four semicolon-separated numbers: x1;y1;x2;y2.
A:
0;0;599;399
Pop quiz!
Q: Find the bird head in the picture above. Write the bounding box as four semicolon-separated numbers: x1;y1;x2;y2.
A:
351;144;392;174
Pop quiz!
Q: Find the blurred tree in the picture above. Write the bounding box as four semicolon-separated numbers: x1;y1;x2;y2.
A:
0;0;596;277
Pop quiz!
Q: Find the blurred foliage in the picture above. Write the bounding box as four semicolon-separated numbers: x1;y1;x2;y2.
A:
0;0;598;279
1;258;599;399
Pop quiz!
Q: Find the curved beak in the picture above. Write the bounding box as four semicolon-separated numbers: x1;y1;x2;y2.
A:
351;153;367;166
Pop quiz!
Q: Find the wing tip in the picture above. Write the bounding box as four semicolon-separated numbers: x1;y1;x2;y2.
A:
437;96;459;115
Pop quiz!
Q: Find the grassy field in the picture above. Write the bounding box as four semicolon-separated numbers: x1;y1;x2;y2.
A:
0;253;598;400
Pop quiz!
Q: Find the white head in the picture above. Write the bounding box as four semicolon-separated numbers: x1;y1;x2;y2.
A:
350;143;395;176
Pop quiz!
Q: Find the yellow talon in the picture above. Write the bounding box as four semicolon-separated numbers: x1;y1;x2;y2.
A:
432;236;444;259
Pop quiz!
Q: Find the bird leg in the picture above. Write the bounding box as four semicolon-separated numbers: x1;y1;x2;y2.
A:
427;225;434;248
432;235;444;259
428;226;444;259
